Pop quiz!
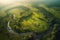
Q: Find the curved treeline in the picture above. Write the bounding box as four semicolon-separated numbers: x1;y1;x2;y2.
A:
0;2;60;40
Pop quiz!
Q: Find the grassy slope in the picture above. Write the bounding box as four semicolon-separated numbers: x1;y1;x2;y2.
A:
0;1;60;40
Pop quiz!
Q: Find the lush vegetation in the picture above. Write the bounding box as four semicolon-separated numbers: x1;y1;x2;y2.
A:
0;1;60;40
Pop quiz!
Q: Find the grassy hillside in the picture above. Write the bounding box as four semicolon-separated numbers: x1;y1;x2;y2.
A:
0;1;60;40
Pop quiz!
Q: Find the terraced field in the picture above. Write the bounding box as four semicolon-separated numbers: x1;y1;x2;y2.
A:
0;1;60;40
